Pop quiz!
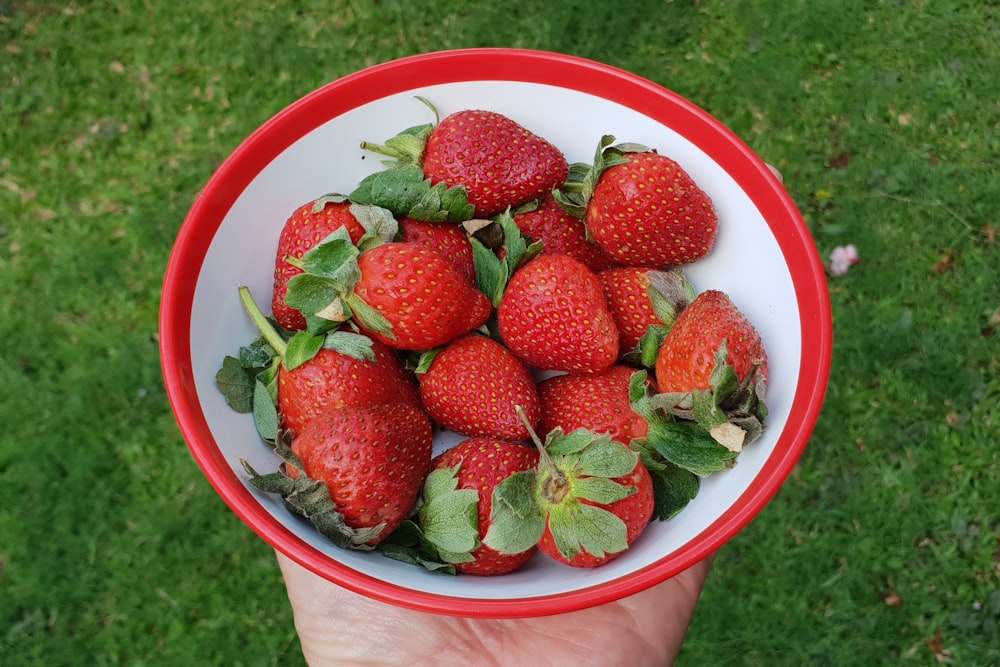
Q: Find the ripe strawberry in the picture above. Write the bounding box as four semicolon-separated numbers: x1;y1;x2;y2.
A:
599;266;663;358
598;266;695;359
399;217;476;284
513;194;618;273
654;289;767;394
420;438;540;575
271;195;368;330
585;149;718;267
536;444;654;568
537;366;649;445
418;334;541;440
289;402;433;546
497;253;619;374
353;243;492;351
278;339;421;437
483;422;655;569
422;109;570;217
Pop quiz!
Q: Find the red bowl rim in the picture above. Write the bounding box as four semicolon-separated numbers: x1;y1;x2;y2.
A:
160;47;833;618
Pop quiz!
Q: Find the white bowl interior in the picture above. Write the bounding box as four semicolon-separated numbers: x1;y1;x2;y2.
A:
187;79;800;602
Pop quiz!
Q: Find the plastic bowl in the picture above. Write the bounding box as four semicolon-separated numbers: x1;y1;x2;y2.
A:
159;48;832;618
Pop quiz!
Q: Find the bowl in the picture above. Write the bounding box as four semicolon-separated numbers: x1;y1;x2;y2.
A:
159;48;832;617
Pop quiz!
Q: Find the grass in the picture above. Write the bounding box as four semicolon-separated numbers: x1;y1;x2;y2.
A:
1;0;997;665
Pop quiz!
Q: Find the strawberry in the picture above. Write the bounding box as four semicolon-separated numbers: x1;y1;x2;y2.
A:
417;334;541;440
537;365;649;445
583;141;718;268
271;195;369;331
353;242;492;351
536;444;654;568
361;103;569;219
513;194;618;273
419;438;540;575
278;338;421;437
598;266;695;359
646;289;769;459
245;402;433;548
399;217;476;284
422;109;570;217
654;289;767;394
497;253;619;374
484;418;655;569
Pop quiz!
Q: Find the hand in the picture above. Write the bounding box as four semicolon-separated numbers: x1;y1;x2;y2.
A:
277;550;713;666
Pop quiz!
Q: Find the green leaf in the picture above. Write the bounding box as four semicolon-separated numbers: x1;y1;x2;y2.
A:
575;437;639;478
409;181;475;222
418;467;480;563
646;421;740;476
241;459;383;550
571;476;635;505
239;342;274;369
548;501;628;561
545;428;599;456
375;539;457;574
646;270;693;328
284;273;343;318
349;203;398;251
574;503;630;558
691;388;727;430
215;355;255;413
350;165;473;223
482;470;544;555
252;379;279;442
322;331;375;361
471;237;508;307
633;323;670;368
645;457;700;521
707;343;741;405
284;331;324;371
298;234;360;283
345;293;394;338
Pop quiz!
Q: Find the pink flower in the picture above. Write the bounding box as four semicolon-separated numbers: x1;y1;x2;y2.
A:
829;244;859;276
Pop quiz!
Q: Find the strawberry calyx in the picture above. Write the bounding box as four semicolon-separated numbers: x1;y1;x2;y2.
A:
354;97;475;223
470;209;543;308
240;433;387;550
483;407;640;562
624;269;697;367
631;347;769;477
224;286;381;443
553;135;647;218
282;225;396;340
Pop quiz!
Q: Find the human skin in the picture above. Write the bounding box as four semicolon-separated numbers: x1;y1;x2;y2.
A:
277;551;713;667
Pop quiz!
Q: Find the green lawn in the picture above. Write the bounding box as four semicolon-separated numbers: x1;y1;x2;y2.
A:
1;1;998;665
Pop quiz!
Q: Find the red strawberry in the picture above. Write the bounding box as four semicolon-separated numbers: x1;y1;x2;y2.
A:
483;422;655;569
278;339;421;437
289;402;433;545
422;109;569;217
353;243;492;351
537;366;649;445
586;149;718;267
537;445;654;568
654;289;767;394
598;266;694;359
272;195;368;330
418;334;541;440
513;194;618;273
599;266;663;357
497;253;619;374
421;438;540;575
399;217;476;284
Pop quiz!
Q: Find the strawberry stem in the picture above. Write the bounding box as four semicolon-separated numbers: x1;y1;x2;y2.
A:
238;285;288;359
515;404;567;493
